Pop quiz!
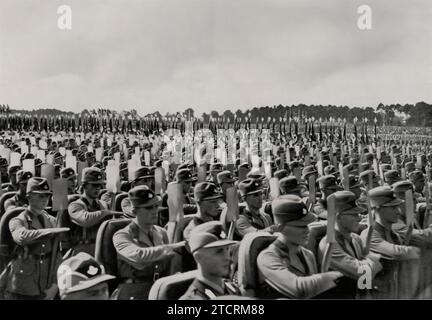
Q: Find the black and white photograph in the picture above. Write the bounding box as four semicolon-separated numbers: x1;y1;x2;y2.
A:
0;0;431;309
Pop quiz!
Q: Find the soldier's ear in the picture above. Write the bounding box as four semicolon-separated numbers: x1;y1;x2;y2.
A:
192;250;203;263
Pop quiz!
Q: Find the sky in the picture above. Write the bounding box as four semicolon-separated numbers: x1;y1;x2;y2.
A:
0;0;431;116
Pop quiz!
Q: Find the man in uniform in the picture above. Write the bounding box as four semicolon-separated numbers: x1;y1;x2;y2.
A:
57;252;115;300
112;185;184;300
60;167;77;196
384;170;401;186
85;151;96;167
360;186;421;299
183;182;225;241
409;170;426;200
68;167;120;255
121;166;157;218
35;158;43;177
217;170;237;201
274;169;289;181
180;221;240;300
53;151;64;166
5;177;68;299
0;158;9;183
318;191;382;299
2;165;20;192
4;170;33;212
257;195;343;299
405;162;416;175
302;165;318;189
161;168;197;215
340;174;362;199
208;163;224;185
235;178;273;238
313;175;339;220
279;176;304;197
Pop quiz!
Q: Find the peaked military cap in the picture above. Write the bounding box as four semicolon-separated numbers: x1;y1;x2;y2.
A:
333;191;365;215
238;178;263;197
17;170;33;183
175;169;197;183
392;180;413;195
409;170;424;182
61;167;76;180
217;170;236;184
368;186;403;208
57;252;115;295
189;221;237;253
272;195;315;226
194;182;224;202
279;176;301;193
134;166;154;181
274;169;289;180
317;175;337;189
128;185;161;208
26;177;52;195
82;167;105;184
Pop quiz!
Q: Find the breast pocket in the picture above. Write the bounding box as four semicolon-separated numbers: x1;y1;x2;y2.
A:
7;258;39;296
11;258;36;276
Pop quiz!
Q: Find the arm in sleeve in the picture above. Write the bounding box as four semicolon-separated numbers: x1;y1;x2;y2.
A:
9;217;54;246
113;229;173;270
235;215;258;237
319;237;382;279
257;250;337;299
360;227;419;260
68;201;105;228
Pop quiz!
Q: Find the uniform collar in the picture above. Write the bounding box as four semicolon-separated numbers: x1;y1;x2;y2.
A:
24;208;45;222
196;275;225;296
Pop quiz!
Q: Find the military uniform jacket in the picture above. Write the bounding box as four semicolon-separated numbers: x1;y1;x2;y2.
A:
257;239;337;299
179;278;241;300
235;206;273;238
7;209;58;296
360;222;419;261
318;231;383;298
113;220;172;282
360;222;420;298
67;196;109;254
4;193;28;212
319;231;382;279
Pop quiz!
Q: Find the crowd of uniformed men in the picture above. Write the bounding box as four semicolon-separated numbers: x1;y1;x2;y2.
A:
0;125;432;300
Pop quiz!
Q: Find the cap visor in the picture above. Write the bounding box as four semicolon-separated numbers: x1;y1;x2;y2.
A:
87;180;106;185
134;195;162;208
340;206;366;215
200;194;224;201
65;274;116;294
202;239;238;250
243;189;263;196
28;191;53;195
382;198;403;207
134;175;154;182
283;212;316;226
